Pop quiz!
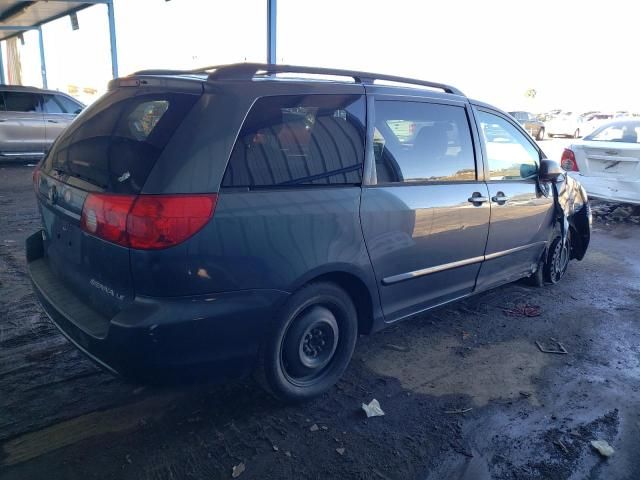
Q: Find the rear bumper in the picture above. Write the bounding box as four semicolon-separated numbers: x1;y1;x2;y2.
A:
26;231;289;381
568;173;640;205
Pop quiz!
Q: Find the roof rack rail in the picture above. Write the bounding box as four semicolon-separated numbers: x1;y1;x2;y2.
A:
206;63;464;96
132;65;224;76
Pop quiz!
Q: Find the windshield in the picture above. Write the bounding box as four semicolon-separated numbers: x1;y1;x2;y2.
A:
585;121;640;143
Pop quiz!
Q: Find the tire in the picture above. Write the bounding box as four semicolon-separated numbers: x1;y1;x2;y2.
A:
573;128;580;139
544;234;571;284
537;128;545;141
255;282;358;402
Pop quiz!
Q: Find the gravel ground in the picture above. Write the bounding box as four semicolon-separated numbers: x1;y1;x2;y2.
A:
1;163;640;480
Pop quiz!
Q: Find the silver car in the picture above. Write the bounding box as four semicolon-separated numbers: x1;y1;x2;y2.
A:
0;85;84;162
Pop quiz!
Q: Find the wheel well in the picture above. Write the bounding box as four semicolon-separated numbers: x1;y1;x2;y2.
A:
306;272;374;335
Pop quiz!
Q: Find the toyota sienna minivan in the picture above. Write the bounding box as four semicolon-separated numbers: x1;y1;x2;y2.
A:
27;63;591;401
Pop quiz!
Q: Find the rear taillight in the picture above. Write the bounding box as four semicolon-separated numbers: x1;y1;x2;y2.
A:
127;195;217;249
561;149;579;171
80;193;217;250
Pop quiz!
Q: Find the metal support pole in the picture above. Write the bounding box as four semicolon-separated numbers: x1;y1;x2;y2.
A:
0;43;5;84
38;26;47;88
267;0;277;64
107;0;118;78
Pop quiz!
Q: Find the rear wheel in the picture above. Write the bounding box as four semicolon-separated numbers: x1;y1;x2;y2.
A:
256;282;358;402
544;234;571;284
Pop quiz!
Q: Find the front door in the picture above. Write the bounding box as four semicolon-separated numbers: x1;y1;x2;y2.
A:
0;91;45;158
360;97;490;322
473;108;554;291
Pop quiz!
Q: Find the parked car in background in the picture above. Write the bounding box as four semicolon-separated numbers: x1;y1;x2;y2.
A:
546;112;583;138
0;85;84;163
508;111;546;140
27;63;591;402
562;119;640;204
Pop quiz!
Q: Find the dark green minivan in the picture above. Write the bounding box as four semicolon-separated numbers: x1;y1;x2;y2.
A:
27;64;591;401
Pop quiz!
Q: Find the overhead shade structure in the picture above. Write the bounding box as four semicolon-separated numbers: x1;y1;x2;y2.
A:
0;0;118;86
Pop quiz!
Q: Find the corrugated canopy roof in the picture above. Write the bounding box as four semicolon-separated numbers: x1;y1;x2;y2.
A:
0;1;98;41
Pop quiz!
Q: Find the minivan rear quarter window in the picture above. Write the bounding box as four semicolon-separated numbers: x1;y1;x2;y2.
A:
42;92;199;193
222;94;366;188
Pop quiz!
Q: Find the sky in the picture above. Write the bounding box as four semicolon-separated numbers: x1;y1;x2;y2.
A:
4;0;639;112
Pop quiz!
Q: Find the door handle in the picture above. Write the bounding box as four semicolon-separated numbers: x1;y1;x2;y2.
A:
47;119;59;124
492;192;510;205
468;193;489;205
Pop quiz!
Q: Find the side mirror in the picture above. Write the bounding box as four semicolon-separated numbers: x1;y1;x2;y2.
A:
538;158;564;183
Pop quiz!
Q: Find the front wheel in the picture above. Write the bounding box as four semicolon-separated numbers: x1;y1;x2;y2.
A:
256;282;358;402
544;234;571;284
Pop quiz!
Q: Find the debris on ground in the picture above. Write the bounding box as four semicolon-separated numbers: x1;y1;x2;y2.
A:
591;200;640;224
503;303;542;317
284;451;292;458
591;440;615;457
383;344;410;352
461;331;471;340
536;340;569;354
125;454;132;464
519;391;532;398
554;440;569;455
336;448;345;456
362;399;385;418
232;462;246;478
309;424;319;432
445;408;473;415
272;445;279;452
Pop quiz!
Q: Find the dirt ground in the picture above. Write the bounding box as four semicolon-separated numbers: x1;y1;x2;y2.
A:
1;161;640;480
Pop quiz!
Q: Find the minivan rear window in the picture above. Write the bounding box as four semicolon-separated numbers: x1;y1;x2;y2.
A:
222;94;365;188
42;92;199;193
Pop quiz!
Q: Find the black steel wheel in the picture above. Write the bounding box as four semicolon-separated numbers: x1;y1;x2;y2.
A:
256;282;358;402
544;235;570;284
281;305;340;382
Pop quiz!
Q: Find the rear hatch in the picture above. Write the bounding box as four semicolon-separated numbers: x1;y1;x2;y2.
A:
35;84;201;321
575;141;640;178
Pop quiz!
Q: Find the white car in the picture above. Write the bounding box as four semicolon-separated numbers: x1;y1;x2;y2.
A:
563;119;640;204
546;112;583;138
